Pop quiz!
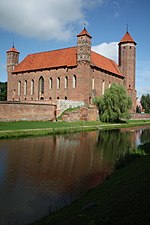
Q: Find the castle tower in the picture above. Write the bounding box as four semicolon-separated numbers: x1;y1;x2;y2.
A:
118;30;137;112
77;27;92;63
6;44;19;101
7;44;20;73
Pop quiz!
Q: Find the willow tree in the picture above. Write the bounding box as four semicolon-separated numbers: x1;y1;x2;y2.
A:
93;83;132;123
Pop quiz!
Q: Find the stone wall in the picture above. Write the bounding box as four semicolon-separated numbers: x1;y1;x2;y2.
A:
0;101;56;122
57;99;84;116
130;113;150;120
61;106;98;122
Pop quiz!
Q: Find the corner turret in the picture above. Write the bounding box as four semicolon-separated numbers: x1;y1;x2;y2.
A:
7;44;20;73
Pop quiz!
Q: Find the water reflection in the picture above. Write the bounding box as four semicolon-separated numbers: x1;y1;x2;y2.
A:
0;126;150;225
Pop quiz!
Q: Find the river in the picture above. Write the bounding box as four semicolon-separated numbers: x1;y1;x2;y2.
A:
0;126;150;225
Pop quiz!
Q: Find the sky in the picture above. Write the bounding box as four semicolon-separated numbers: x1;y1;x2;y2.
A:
0;0;150;98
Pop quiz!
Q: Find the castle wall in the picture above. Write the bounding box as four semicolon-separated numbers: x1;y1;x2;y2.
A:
0;102;56;122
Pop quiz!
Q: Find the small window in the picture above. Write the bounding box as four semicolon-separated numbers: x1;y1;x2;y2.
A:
73;75;77;88
31;80;34;95
102;80;105;95
92;77;95;90
65;76;68;88
24;80;27;96
57;77;60;89
49;78;52;89
18;81;21;96
65;96;67;100
39;77;44;94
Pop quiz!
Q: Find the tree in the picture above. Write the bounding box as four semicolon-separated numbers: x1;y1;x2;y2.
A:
93;83;132;123
0;82;7;101
140;94;150;113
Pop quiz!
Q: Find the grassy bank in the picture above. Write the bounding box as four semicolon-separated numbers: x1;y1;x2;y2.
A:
32;148;150;225
0;120;150;139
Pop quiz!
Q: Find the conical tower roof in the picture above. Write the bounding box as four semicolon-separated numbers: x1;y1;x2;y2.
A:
119;31;136;45
7;44;19;53
77;27;92;38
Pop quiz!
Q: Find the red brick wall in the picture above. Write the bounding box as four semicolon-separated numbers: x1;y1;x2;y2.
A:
130;113;150;120
0;102;56;121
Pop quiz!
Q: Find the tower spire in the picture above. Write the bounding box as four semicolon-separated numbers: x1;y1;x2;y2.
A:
126;24;128;32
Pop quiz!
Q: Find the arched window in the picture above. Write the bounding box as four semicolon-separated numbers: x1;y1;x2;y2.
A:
18;81;21;96
92;77;95;90
24;80;27;95
49;78;52;89
65;76;68;88
73;75;77;88
102;80;105;95
57;77;60;89
108;82;111;88
39;76;44;94
31;80;34;95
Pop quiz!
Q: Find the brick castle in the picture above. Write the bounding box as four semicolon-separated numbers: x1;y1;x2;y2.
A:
6;27;137;112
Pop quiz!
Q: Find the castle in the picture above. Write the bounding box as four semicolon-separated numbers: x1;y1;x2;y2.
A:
6;27;137;112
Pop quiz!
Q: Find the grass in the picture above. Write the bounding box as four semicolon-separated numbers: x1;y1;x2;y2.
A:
0;120;150;139
31;145;150;225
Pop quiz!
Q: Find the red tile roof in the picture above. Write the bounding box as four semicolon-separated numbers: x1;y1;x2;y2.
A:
77;28;92;38
91;51;123;77
13;47;77;73
7;47;20;53
119;31;136;45
13;46;123;77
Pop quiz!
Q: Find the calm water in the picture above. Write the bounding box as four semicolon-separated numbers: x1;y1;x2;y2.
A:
0;126;150;225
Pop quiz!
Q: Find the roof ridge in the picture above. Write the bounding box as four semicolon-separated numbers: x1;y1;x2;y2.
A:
28;46;77;56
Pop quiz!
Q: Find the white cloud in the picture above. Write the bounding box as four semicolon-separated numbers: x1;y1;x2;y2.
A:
92;42;118;62
112;1;120;18
0;0;104;41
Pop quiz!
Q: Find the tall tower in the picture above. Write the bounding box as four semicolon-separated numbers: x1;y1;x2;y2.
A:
118;30;137;112
7;44;20;73
77;27;92;63
6;44;19;101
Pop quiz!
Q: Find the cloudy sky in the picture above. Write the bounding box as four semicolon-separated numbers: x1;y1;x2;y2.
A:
0;0;149;98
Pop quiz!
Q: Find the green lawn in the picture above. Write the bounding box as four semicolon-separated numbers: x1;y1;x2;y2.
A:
0;120;150;139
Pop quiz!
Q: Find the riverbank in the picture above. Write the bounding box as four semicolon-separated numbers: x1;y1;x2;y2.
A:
31;144;150;225
0;120;150;139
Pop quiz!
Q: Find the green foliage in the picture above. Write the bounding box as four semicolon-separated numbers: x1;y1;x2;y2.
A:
93;83;132;123
0;82;7;101
141;94;150;113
